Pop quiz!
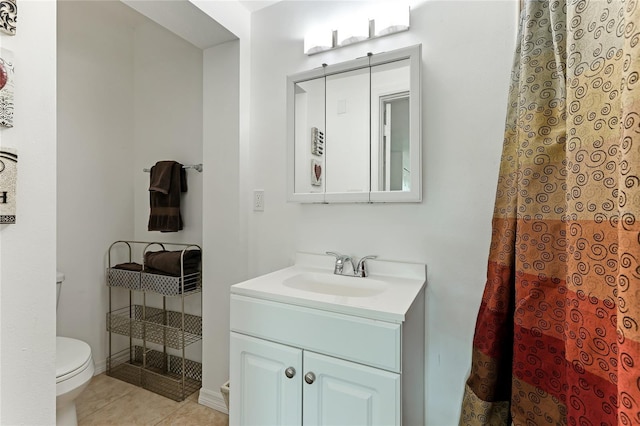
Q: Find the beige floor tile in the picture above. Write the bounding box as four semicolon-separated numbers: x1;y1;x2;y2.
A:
75;373;228;426
79;386;180;426
76;374;139;421
181;389;200;404
155;401;229;426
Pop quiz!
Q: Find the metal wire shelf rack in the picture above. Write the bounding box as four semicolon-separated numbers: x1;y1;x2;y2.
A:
106;240;202;402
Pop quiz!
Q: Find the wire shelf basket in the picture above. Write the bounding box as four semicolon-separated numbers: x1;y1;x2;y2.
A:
107;268;141;291
106;305;202;349
107;346;202;402
107;269;201;296
141;271;201;296
106;305;147;340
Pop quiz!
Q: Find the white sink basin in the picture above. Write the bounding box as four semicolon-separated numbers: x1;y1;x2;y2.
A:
282;272;388;297
230;252;427;322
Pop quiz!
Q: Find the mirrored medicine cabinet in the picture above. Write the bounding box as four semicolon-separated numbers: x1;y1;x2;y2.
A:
287;44;422;203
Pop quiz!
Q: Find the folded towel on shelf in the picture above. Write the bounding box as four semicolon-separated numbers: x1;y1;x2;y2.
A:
148;161;187;232
144;249;201;277
113;262;143;272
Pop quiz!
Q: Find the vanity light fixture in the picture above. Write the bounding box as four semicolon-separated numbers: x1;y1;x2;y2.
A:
303;4;410;55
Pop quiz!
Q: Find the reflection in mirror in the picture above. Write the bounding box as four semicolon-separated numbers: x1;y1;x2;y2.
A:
381;95;410;190
294;77;325;195
370;59;410;192
325;67;370;194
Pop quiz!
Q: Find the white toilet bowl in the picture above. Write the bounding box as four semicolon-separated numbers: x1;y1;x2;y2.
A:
56;336;94;426
56;272;95;426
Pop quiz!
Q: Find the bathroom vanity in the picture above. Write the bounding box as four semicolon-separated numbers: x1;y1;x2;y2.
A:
229;253;426;425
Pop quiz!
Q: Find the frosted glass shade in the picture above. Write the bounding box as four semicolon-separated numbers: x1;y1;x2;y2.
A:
304;28;333;54
374;5;410;37
337;18;369;46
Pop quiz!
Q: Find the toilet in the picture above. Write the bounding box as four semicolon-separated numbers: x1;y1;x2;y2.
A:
56;272;95;426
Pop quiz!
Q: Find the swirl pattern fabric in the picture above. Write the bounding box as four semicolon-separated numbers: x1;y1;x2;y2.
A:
461;0;640;424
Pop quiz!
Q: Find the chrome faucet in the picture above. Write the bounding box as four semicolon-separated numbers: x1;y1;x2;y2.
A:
326;252;377;277
326;252;356;275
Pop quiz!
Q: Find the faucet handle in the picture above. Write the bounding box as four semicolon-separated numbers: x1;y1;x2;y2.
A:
356;255;377;277
326;251;342;259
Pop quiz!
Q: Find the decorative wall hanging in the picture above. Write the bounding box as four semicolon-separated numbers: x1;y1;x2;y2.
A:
0;0;16;36
0;147;17;224
311;159;322;186
0;48;14;128
311;126;324;156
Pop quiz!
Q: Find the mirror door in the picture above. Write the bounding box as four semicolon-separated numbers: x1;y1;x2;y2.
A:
324;67;370;202
293;76;325;197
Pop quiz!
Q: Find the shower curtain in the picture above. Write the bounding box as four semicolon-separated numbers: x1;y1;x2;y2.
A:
461;0;640;424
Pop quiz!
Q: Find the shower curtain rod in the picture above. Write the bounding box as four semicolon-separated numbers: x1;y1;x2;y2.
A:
142;163;203;173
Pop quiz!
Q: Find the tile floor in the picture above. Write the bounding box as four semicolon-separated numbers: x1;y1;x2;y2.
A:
76;373;229;425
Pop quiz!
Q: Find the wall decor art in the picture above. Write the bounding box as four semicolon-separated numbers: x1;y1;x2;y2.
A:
0;0;16;35
0;147;17;224
0;48;14;128
311;126;324;156
311;158;322;186
0;0;18;35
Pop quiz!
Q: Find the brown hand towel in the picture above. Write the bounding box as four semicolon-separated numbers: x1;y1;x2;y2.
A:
144;249;201;276
113;262;143;272
149;161;174;194
148;161;187;232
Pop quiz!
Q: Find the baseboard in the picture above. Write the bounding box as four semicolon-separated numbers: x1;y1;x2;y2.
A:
93;358;107;375
199;387;229;415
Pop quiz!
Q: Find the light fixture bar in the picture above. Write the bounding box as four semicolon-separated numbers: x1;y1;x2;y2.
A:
303;5;410;56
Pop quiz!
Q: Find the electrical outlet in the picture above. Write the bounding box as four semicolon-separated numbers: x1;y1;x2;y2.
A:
253;190;265;211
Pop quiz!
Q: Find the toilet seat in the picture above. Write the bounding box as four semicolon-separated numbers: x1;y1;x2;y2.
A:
56;337;92;384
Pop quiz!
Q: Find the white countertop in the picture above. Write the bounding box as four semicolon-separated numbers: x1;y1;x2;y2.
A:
230;252;427;323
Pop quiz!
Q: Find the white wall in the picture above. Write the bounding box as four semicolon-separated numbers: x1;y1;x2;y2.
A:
132;20;203;245
57;0;136;373
193;0;251;409
200;39;243;411
131;13;205;367
247;1;517;423
58;1;204;374
0;1;57;423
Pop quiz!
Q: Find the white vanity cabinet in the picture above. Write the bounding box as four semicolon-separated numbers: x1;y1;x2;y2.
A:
302;349;400;425
229;286;425;426
231;332;400;425
230;332;302;425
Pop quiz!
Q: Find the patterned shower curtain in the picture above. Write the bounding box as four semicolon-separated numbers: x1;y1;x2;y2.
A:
460;0;640;424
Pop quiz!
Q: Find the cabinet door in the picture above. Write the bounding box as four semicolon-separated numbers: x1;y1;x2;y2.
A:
230;332;302;426
302;351;400;426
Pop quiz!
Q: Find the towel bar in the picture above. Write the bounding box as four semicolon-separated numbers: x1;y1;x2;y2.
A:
143;163;203;173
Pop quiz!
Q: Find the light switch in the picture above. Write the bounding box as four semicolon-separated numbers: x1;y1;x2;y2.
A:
337;99;347;114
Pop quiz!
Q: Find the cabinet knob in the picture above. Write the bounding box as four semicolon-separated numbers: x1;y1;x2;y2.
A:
304;372;316;384
285;367;296;379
